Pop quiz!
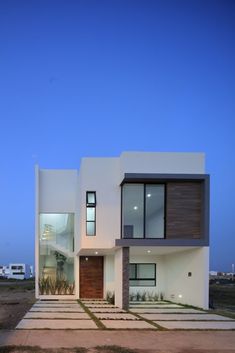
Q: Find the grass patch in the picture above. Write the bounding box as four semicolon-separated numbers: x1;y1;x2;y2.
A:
0;346;87;353
127;310;165;331
95;345;137;353
78;300;106;329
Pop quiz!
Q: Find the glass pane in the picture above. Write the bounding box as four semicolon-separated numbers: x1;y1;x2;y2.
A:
87;207;95;221
39;213;75;295
129;264;136;278
129;279;155;287
122;184;144;238
137;264;155;279
145;185;165;238
87;192;95;204
86;221;95;236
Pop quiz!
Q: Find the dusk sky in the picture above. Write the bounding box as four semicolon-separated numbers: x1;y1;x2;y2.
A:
0;0;234;272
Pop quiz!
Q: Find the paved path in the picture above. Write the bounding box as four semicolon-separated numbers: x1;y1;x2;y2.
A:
16;299;235;331
16;300;98;330
1;329;235;352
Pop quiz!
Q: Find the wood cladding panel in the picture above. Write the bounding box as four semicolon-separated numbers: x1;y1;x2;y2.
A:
79;256;103;299
166;182;203;239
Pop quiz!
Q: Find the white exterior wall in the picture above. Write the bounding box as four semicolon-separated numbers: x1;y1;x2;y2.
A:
79;158;120;249
115;248;123;307
164;247;209;309
104;255;115;294
36;168;78;299
120;152;205;174
39;169;78;213
129;255;165;297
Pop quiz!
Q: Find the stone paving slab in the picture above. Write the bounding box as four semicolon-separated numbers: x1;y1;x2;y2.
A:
101;320;157;329
16;319;97;330
154;321;235;330
36;300;79;303
130;303;183;309
130;301;167;305
89;308;126;313
30;307;85;312
82;301;108;304
85;304;116;308
140;313;234;321
24;312;90;319
96;313;139;320
33;303;80;308
130;308;204;314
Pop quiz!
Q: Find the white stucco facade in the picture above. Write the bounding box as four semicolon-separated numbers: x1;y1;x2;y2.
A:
35;152;209;309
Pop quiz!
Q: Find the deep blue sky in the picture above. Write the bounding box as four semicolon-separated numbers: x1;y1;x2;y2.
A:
0;0;234;271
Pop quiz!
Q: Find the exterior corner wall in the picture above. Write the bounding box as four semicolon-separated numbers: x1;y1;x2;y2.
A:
165;247;209;309
75;255;80;299
122;247;129;310
103;255;115;296
35;165;39;299
114;248;123;308
115;248;129;310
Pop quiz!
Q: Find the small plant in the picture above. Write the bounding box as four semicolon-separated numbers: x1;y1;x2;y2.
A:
38;277;75;295
141;291;147;301
136;291;141;301
153;292;159;301
106;291;115;304
129;292;135;301
68;282;75;295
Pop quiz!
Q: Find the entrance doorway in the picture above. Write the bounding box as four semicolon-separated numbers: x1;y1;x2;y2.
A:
79;256;103;298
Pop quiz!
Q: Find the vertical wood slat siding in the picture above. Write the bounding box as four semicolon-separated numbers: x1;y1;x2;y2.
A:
79;256;103;298
166;182;203;239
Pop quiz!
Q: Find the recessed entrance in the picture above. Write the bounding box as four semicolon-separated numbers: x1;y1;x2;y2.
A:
79;256;103;299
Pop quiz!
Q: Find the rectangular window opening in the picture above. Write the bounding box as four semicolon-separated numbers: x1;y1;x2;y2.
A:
122;183;165;239
129;263;156;287
86;191;96;236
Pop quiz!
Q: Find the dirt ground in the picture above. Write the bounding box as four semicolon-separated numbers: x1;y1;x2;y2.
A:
0;281;35;329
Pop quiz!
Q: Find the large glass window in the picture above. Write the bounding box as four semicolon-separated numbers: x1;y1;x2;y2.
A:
39;213;75;295
122;183;165;238
145;185;165;238
122;184;144;238
129;263;156;286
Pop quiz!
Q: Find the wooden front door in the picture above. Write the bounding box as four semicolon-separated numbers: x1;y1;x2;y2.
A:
79;256;103;298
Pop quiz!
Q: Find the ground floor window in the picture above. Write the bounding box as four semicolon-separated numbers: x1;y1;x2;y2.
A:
129;263;156;286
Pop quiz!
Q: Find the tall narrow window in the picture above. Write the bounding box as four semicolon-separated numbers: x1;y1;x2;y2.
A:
86;191;96;236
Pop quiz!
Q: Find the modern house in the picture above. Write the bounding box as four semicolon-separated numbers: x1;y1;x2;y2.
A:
0;264;31;280
35;152;209;309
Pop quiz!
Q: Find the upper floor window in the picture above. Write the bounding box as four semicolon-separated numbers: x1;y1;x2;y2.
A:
122;183;165;239
86;191;96;236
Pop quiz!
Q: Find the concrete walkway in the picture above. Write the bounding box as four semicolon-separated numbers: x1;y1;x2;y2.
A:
1;329;235;352
16;299;235;331
16;300;98;330
129;301;235;330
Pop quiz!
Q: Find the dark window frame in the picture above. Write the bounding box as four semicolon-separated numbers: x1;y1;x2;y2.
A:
129;263;156;287
121;183;166;239
86;191;96;236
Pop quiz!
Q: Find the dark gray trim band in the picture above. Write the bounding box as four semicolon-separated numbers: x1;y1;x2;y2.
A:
115;238;209;247
120;173;209;185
